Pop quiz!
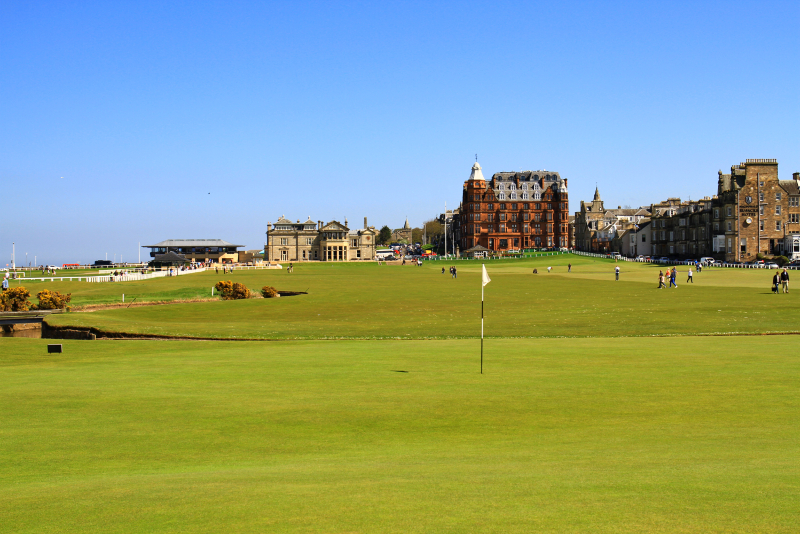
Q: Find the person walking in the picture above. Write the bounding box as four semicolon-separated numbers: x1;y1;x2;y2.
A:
687;267;693;283
615;265;620;281
780;268;790;293
453;266;457;279
568;263;572;273
669;267;677;288
658;270;666;289
2;274;8;292
547;266;552;273
772;271;780;294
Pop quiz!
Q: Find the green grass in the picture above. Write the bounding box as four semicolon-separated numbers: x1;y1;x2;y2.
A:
1;336;798;533
44;255;800;339
4;255;799;531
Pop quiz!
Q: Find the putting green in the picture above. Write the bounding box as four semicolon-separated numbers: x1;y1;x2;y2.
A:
1;336;797;533
44;255;800;339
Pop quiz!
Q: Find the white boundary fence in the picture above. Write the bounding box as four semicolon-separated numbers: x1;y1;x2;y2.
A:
571;250;799;270
3;263;283;284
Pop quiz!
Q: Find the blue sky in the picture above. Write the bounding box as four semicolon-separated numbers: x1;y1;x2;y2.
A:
2;0;798;265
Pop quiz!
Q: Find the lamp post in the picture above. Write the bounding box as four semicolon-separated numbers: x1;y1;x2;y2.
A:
12;242;15;270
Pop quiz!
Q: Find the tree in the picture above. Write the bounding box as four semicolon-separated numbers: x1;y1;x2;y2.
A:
411;228;423;244
378;225;392;245
423;219;444;245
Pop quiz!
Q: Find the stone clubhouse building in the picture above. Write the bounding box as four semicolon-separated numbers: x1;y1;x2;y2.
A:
265;217;377;262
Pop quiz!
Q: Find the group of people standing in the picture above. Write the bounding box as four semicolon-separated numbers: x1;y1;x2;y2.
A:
442;266;457;278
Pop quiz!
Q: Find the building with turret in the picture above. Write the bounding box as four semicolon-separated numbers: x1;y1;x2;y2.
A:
391;218;413;243
573;188;650;252
459;161;570;253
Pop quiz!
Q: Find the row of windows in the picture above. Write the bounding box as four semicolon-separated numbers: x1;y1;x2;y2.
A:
467;192;560;202
467;202;566;211
464;223;567;235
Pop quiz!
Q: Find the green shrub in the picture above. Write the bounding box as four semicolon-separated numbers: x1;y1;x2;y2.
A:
0;286;32;311
261;286;278;298
214;280;250;300
36;289;72;310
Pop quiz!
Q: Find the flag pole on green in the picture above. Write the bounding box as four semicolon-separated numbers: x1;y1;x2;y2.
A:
481;264;491;374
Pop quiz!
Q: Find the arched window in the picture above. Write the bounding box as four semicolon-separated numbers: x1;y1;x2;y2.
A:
498;184;504;190
509;183;516;191
522;183;528;190
498;193;505;200
510;193;517;200
522;192;529;200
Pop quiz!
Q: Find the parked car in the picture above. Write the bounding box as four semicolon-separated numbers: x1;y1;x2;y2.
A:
765;262;779;269
657;257;670;263
699;257;715;264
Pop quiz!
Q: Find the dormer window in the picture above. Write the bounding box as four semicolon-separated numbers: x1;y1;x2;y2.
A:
522;193;529;200
510;193;517;200
522;184;528;190
498;184;504;190
509;183;516;191
498;193;505;200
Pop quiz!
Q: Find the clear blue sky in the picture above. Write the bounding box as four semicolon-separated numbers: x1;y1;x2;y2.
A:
2;0;798;266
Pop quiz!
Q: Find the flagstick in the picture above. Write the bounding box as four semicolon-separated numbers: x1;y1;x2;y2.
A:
481;270;484;374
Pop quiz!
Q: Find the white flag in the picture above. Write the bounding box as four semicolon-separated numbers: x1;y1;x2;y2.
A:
482;264;491;287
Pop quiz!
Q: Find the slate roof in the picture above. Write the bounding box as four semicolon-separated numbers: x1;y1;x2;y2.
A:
150;251;189;264
144;239;244;248
780;180;800;195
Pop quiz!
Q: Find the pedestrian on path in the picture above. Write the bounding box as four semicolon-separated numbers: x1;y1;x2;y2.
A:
687;267;693;283
669;268;677;288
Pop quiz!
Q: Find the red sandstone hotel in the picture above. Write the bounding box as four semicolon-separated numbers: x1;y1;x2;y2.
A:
460;162;570;252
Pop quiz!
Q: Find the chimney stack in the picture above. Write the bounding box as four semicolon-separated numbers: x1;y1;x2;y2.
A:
364;217;367;229
794;172;799;183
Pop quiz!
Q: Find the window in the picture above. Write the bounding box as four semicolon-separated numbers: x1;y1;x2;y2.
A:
790;214;800;223
522;183;528;190
509;183;516;190
280;238;288;245
512;203;518;210
776;192;782;201
524;213;530;221
500;224;505;232
760;220;764;231
776;205;781;215
523;203;529;209
487;203;493;210
488;225;494;232
498;184;504;190
759;192;764;202
776;221;781;231
546;212;553;221
669;231;674;241
713;222;719;231
759;205;764;216
740;238;746;253
727;238;732;253
642;234;646;242
522;193;529;200
498;193;505;200
790;197;799;207
306;238;313;245
510;193;517;200
524;224;529;233
727;222;732;231
714;209;719;219
534;213;540;222
727;207;732;217
500;204;506;210
488;213;494;222
511;224;518;232
511;213;518;222
500;213;506;221
352;239;358;247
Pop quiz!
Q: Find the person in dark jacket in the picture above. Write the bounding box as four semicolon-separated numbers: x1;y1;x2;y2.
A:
780;268;790;293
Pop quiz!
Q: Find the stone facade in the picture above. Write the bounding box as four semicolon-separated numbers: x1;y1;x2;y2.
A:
649;161;800;261
459;162;570;252
573;188;650;252
265;216;377;262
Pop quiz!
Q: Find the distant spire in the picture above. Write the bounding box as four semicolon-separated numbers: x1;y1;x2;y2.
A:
403;217;410;230
593;186;601;201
